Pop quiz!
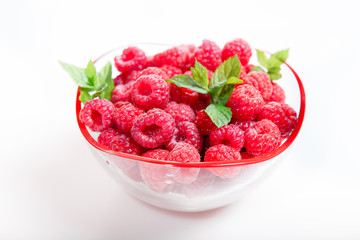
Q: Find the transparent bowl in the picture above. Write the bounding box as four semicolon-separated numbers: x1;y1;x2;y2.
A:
76;43;306;212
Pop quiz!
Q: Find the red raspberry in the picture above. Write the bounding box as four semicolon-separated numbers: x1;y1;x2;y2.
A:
204;145;242;179
170;84;199;105
242;64;254;74
109;133;144;155
191;100;208;115
97;128;119;148
183;169;216;197
131;74;170;110
195;110;217;135
145;55;155;67
111;81;134;103
114;71;139;86
230;120;256;131
112;158;142;182
269;82;286;103
153;47;187;68
178;44;197;71
226;84;265;121
167;142;201;184
79;99;115;132
209;124;245;151
137;67;169;80
160;65;183;78
258;102;297;137
131;109;175;149
243;71;273;101
244;119;281;156
166;121;203;152
222;38;252;66
114;47;146;73
193;40;222;71
164;101;195;123
139;149;173;193
240;151;254;159
113;102;144;134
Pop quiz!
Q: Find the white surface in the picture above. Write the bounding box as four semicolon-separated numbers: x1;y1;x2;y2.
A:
1;0;360;239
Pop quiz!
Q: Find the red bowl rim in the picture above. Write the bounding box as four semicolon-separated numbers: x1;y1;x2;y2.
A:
76;48;306;168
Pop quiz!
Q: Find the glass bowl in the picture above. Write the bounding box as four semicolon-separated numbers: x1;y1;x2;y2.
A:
76;43;306;212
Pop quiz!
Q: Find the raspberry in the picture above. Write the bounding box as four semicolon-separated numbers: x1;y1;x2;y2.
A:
160;65;183;78
243;71;273;101
114;46;147;73
178;44;197;71
183;169;216;197
111;81;134;103
240;151;254;159
153;47;187;68
191;100;208;115
109;133;144;155
166;121;203;152
170;84;199;105
139;149;173;193
222;38;252;66
164;101;195;123
242;64;254;74
131;74;170;110
230;120;256;131
269;82;286;103
113;102;144;134
194;110;217;135
258;102;297;137
136;67;169;80
193;40;222;71
131;109;175;149
209;124;245;151
97;128;119;148
204;145;242;179
226;84;265;121
145;55;155;67
244;119;281;156
79;99;115;132
114;71;139;86
112;158;142;182
167;142;201;184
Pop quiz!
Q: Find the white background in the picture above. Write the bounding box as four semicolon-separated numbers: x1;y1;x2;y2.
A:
1;0;360;239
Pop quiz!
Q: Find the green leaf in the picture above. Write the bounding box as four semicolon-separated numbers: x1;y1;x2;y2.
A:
250;66;265;72
205;103;232;128
267;49;289;69
98;62;114;100
269;72;282;80
217;84;235;105
85;60;97;86
226;77;243;85
256;49;268;68
166;74;208;94
209;55;241;100
191;59;209;90
59;61;93;89
79;90;92;103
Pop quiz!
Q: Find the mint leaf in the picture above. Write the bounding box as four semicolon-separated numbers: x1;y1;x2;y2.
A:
98;62;114;100
85;60;97;87
217;84;235;105
267;49;289;69
269;72;282;80
256;50;268;68
166;74;208;94
191;59;209;90
205;103;232;128
209;55;241;101
79;90;92;103
226;77;243;85
250;66;265;72
59;61;92;89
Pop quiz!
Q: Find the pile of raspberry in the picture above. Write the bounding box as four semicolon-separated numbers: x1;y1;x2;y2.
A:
79;39;298;192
